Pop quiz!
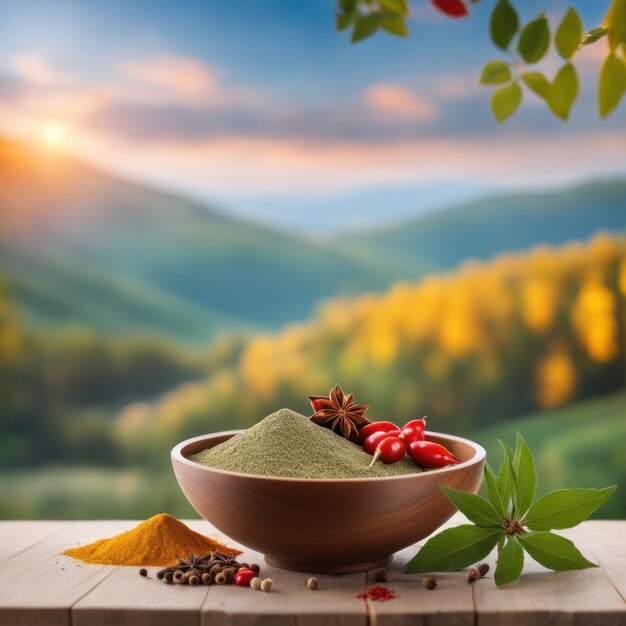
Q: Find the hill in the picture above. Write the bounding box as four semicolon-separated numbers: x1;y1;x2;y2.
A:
472;391;626;519
354;180;626;271
0;137;407;342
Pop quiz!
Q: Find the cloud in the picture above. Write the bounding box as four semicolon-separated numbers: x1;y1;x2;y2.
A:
119;55;220;104
9;53;77;86
363;84;436;121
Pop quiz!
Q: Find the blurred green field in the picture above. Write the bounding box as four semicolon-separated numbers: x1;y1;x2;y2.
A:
1;391;623;520
472;391;626;519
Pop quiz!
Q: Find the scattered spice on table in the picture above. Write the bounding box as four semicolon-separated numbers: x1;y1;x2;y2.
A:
155;552;254;585
190;409;422;479
357;585;397;601
64;513;240;566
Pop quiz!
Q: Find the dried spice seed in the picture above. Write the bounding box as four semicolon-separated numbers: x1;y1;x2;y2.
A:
139;568;148;577
467;567;480;582
173;570;185;583
250;577;263;590
250;563;261;574
374;568;388;582
306;577;319;590
478;563;490;577
201;572;212;585
261;578;273;592
422;576;437;589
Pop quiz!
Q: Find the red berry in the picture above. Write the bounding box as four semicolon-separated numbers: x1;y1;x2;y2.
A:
363;429;401;455
234;569;256;586
400;418;426;445
431;0;468;18
358;421;400;444
408;440;460;468
369;437;406;467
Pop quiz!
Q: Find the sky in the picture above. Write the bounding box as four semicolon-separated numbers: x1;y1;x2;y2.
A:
0;0;624;232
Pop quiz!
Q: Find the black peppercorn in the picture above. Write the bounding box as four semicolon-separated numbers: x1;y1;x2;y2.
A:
139;568;147;577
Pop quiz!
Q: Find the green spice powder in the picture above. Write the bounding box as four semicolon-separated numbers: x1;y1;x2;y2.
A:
189;409;423;479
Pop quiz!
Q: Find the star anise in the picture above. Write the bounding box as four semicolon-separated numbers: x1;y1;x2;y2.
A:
309;384;370;440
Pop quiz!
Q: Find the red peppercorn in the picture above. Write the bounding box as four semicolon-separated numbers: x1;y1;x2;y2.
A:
399;418;427;445
234;569;257;587
408;440;460;468
358;421;400;444
363;430;401;455
369;437;406;467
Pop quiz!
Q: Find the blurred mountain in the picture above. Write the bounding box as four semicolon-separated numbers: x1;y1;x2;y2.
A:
353;180;626;270
0;137;408;342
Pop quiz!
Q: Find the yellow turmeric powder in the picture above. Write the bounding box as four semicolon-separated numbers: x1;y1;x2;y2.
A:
64;513;240;566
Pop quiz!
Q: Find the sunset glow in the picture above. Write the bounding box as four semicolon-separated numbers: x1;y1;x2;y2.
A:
40;123;68;149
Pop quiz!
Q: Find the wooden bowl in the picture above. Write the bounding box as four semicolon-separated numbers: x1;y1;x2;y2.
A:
172;430;485;574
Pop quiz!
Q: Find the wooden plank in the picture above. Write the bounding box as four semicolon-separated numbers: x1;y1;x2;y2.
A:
563;522;626;603
0;521;132;626
200;546;368;626
366;514;474;626
0;521;70;566
73;519;215;626
473;525;626;626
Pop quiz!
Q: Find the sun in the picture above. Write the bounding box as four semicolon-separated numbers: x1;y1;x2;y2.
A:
40;123;68;149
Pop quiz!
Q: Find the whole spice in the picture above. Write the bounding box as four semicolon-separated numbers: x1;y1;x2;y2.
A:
215;572;228;585
306;577;319;590
234;569;256;587
422;576;437;589
309;384;370;440
190;409;422;479
358;421;399;444
250;563;261;574
369;437;406;466
363;430;401;455
250;577;263;590
467;567;480;582
261;578;273;592
64;514;240;566
399;418;427;445
407;440;459;468
478;563;490;577
357;585;396;601
139;568;147;577
374;569;388;582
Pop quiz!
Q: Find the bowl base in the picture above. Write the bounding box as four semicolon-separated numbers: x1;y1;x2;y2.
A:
265;555;391;574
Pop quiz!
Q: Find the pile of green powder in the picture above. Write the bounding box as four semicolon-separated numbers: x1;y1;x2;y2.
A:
189;409;422;479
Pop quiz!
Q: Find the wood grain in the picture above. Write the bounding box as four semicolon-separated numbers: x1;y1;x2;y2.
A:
0;516;623;626
0;521;69;566
0;521;128;626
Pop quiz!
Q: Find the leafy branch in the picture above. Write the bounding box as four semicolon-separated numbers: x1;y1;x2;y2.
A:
404;432;616;586
335;0;626;122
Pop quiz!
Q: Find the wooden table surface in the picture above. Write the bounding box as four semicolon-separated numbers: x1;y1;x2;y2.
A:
0;514;624;626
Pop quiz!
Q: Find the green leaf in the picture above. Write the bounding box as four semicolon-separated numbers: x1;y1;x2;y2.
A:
440;486;503;527
599;52;626;118
525;486;617;530
581;26;608;47
495;537;524;586
606;0;626;51
480;60;512;85
351;13;384;43
338;0;358;12
491;82;522;122
405;525;502;573
517;15;550;63
497;441;515;514
484;463;505;518
381;13;408;36
522;72;550;99
547;62;579;120
379;0;408;15
513;433;536;517
518;531;597;571
490;0;519;50
555;7;583;59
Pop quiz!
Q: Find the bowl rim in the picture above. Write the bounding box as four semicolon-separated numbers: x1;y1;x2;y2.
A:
171;429;486;483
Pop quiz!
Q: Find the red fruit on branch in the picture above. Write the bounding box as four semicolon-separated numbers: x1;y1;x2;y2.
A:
369;437;406;467
358;421;400;444
407;440;460;468
431;0;468;18
399;418;426;445
363;429;401;455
